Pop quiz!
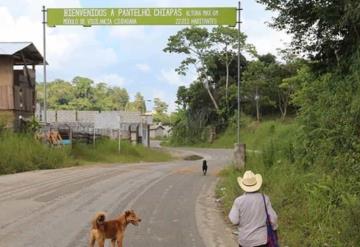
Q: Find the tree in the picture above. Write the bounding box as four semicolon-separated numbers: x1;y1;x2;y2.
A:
240;51;305;120
36;77;130;111
164;27;220;111
69;97;93;110
109;87;129;110
258;53;276;65
47;79;74;109
210;27;239;108
69;76;94;110
165;26;255;115
257;0;360;70
243;61;270;121
277;64;302;119
126;92;146;113
175;86;189;110
93;83;113;111
210;26;256;108
274;56;307;120
153;98;168;115
172;80;219;138
153;98;170;124
72;76;94;98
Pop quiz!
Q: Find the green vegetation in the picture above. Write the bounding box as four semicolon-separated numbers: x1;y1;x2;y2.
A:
72;139;172;163
37;77;129;111
36;77;153;113
36;77;172;123
0;131;72;174
163;2;360;245
216;119;360;246
152;97;172;125
164;115;297;150
0;131;172;175
164;26;302;145
256;0;359;70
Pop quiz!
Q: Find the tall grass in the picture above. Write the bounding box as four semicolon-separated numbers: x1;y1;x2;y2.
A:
170;114;298;150
0;131;71;174
72;139;172;163
216;119;360;246
0;132;172;175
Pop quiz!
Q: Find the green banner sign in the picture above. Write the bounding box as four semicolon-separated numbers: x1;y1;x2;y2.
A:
47;8;237;27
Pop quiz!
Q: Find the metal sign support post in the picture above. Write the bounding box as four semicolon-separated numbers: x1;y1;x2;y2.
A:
237;1;241;145
233;1;246;169
42;6;47;124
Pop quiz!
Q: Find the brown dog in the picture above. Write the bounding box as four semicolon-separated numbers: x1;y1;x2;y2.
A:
89;210;141;247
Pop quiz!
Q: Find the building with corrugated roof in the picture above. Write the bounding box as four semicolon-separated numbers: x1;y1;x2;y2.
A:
0;42;44;129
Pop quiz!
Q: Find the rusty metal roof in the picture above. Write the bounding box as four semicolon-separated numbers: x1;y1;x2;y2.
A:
0;42;46;65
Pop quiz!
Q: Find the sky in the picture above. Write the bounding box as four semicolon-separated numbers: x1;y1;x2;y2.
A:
0;0;290;112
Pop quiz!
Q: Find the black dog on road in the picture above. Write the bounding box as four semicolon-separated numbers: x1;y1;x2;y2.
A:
202;160;208;176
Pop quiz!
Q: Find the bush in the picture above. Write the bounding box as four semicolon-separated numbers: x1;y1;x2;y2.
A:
293;51;360;173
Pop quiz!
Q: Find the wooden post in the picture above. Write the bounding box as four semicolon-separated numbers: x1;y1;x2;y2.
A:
234;143;246;170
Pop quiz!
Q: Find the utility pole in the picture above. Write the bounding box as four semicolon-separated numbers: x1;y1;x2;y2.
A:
42;6;47;124
237;1;241;144
234;1;246;170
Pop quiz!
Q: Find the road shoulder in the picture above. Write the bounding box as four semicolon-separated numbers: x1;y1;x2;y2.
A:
196;178;237;247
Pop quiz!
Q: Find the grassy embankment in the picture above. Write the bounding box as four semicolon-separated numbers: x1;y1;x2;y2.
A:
0;131;172;175
215;118;360;246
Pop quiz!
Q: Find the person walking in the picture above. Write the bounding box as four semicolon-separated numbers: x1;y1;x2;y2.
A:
228;170;278;247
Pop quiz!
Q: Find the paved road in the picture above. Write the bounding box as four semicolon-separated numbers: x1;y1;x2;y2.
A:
0;146;236;247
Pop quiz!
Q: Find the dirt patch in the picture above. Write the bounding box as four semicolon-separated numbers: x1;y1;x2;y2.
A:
183;155;203;161
174;166;197;174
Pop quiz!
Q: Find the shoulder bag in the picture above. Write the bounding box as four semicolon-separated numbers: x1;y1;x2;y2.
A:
262;193;279;247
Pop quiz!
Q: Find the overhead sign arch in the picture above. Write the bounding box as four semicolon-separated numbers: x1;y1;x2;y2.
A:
41;3;242;153
47;8;237;26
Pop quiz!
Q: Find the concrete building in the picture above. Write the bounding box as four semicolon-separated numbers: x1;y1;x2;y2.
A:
149;123;171;139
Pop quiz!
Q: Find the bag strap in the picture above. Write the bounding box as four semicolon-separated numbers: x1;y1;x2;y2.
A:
261;193;271;223
262;193;279;246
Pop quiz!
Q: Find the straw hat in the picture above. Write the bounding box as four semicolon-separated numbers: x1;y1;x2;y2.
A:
237;170;263;192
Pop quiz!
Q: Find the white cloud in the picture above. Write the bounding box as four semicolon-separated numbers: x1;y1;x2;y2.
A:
167;101;177;113
0;1;118;82
243;19;291;56
47;29;118;70
159;68;196;86
152;0;235;7
0;6;43;47
151;89;166;99
0;0;293;114
150;89;178;113
157;67;197;112
165;95;178;113
95;74;126;87
158;67;197;112
136;63;151;72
